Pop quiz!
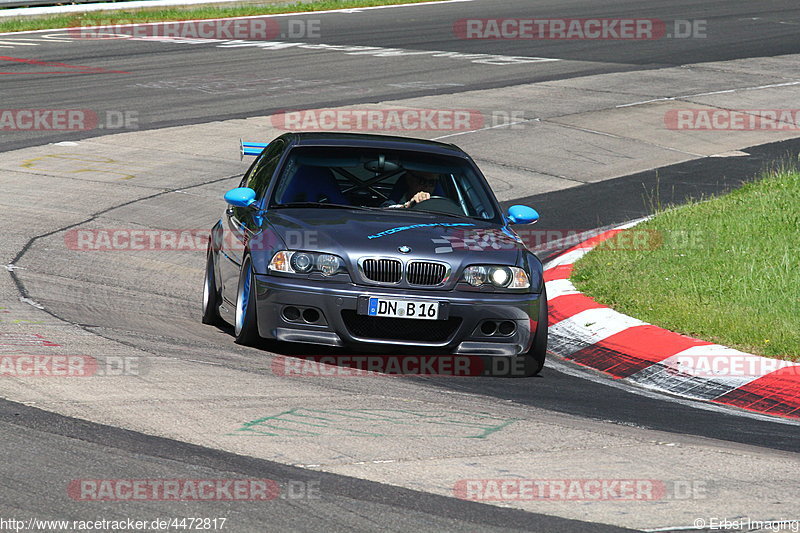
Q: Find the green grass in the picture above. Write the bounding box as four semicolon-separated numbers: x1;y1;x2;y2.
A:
0;0;444;33
572;163;800;361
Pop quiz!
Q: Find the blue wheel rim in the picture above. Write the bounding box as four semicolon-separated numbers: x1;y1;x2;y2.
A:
236;260;251;334
203;253;212;311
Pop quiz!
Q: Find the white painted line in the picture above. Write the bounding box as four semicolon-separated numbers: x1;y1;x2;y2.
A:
616;81;800;108
7;37;72;42
744;80;800;90
0;40;38;45
616;97;670;108
433;118;539;141
689;89;736;97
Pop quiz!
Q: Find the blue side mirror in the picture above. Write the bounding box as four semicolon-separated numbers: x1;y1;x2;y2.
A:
224;187;257;208
507;205;539;224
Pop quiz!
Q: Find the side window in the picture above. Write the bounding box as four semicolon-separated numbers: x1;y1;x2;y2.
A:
247;139;285;196
250;155;281;199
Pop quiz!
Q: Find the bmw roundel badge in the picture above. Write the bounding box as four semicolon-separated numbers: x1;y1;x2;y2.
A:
398;245;411;254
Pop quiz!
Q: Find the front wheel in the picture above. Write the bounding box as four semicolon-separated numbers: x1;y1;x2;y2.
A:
518;287;548;377
202;245;222;326
234;255;261;345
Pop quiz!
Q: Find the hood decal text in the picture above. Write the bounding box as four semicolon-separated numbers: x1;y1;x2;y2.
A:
367;222;475;240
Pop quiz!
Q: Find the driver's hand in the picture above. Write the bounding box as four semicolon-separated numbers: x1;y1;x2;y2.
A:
404;191;431;208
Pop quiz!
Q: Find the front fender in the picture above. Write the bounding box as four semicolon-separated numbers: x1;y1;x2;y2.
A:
522;252;545;294
209;219;225;253
249;225;286;275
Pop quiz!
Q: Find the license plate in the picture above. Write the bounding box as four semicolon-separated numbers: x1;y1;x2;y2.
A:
367;297;439;320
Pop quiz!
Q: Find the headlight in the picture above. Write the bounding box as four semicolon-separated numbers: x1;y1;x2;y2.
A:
317;254;342;276
489;267;511;287
463;266;488;287
462;265;530;289
290;252;313;273
269;251;346;276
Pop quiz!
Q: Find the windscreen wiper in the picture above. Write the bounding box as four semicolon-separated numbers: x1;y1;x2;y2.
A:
273;202;372;210
408;209;474;220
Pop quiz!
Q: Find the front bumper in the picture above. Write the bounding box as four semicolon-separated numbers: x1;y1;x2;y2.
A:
253;274;544;356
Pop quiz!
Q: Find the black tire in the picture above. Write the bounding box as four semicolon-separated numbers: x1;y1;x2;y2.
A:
234;255;261;346
481;287;548;378
518;286;548;377
202;245;222;326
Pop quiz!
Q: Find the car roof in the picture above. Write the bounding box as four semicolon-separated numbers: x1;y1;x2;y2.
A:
289;132;468;157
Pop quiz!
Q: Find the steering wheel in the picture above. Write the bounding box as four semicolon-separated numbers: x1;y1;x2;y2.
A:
409;196;464;216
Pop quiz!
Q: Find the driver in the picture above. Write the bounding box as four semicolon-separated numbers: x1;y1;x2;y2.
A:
384;170;440;209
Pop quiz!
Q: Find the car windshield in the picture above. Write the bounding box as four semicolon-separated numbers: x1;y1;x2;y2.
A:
270;146;500;221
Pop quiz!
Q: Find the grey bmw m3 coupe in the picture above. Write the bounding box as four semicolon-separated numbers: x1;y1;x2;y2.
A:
203;132;548;375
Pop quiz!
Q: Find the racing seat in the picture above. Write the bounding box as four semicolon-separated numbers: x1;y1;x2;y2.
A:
280;165;348;205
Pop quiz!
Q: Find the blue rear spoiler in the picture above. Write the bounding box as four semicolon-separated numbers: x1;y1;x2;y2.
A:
239;139;268;160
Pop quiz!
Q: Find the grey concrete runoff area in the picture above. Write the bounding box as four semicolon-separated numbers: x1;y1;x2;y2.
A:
1;3;800;531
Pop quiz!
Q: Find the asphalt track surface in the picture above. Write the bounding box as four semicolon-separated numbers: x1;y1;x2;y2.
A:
2;0;800;530
2;0;800;152
0;399;636;532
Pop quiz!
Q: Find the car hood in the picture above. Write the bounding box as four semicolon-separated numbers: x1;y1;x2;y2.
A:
265;208;525;279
